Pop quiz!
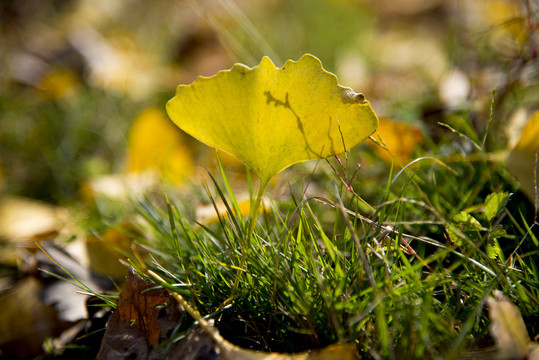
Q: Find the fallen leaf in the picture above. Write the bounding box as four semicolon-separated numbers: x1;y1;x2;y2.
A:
97;268;183;359
38;242;114;322
67;24;167;99
126;107;194;183
0;277;58;358
85;223;143;279
371;117;423;166
487;290;534;360
167;54;378;186
80;171;159;202
505;110;539;201
0;196;66;244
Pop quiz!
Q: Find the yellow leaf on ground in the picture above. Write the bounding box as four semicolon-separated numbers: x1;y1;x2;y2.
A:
167;54;378;185
127;107;193;183
371;117;423;166
505;110;539;201
38;69;80;100
85;223;144;278
0;196;65;244
80;171;158;203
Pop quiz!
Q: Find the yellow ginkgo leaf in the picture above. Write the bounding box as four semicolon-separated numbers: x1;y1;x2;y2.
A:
166;54;378;186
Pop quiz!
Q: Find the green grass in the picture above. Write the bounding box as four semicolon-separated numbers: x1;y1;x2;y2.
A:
121;124;539;359
1;2;537;358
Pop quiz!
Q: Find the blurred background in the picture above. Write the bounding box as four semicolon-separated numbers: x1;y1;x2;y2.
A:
0;0;537;358
1;0;537;203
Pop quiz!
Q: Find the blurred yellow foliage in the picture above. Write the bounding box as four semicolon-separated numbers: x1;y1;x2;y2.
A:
85;223;143;278
196;197;269;225
0;196;65;244
372;118;423;166
127;107;193;183
0;156;3;192
506;111;539;201
486;0;527;40
459;0;528;57
38;69;80;100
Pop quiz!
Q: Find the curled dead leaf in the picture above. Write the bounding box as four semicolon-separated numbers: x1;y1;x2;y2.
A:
97;268;183;359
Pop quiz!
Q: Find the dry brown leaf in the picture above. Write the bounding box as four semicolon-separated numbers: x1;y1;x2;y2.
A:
97;268;183;359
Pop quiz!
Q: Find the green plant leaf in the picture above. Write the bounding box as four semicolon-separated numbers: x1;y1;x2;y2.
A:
452;211;483;230
489;224;508;241
484;192;511;223
486;238;502;260
166;54;378;185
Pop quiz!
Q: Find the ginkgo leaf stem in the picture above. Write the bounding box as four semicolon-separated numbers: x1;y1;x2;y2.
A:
247;178;269;239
